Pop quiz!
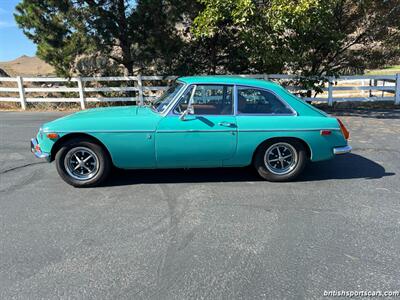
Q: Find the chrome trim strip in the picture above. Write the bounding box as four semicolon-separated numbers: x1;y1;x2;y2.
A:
333;145;352;155
162;82;189;116
156;128;340;133
46;128;340;134
42;130;155;133
30;138;51;161
148;81;188;116
157;130;235;133
233;84;238;116
236;113;296;117
238;128;341;132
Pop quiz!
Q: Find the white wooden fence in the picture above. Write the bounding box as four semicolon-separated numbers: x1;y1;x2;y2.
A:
0;74;399;110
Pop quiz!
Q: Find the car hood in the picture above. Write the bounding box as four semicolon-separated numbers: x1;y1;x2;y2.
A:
42;106;161;132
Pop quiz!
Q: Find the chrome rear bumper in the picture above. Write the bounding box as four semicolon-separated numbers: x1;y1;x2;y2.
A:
333;145;352;155
31;138;51;161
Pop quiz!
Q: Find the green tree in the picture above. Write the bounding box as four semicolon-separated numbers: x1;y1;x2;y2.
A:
14;0;197;76
192;0;400;77
129;0;200;75
14;0;400;78
15;1;85;76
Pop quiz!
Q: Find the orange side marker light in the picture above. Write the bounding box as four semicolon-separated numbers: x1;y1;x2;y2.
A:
46;133;59;139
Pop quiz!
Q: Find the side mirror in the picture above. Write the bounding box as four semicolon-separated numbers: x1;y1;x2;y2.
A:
179;106;194;120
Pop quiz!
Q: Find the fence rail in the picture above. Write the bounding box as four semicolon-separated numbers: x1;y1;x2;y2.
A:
0;74;399;109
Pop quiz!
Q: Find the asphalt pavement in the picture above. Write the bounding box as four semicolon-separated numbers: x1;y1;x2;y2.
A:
1;110;400;299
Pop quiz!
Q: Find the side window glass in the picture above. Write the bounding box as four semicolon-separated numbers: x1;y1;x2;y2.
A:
174;85;233;115
174;86;194;114
237;87;293;114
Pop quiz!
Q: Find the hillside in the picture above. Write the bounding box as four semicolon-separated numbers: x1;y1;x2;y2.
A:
0;68;9;77
0;55;55;76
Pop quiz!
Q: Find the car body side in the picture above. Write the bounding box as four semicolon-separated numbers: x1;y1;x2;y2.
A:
35;77;348;169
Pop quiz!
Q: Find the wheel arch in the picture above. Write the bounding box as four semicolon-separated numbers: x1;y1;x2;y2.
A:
50;132;113;163
251;137;312;164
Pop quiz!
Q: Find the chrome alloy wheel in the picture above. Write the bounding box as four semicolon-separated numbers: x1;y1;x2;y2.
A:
264;142;298;175
64;147;99;181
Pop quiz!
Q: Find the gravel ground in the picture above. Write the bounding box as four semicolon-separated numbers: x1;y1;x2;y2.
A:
1;110;400;299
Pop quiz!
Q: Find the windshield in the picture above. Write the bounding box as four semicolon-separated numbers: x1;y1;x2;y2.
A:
152;82;184;113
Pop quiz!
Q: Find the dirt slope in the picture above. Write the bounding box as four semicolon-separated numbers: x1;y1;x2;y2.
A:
0;55;55;76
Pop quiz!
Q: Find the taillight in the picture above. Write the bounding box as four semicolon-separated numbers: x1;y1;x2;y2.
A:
337;118;349;140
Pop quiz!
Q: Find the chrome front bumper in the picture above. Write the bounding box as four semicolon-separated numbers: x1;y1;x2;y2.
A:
31;138;51;161
333;145;352;155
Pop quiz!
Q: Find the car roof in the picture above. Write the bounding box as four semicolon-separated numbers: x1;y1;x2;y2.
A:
177;76;280;89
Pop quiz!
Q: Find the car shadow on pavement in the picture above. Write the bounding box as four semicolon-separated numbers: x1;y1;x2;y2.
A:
103;153;394;186
299;153;395;181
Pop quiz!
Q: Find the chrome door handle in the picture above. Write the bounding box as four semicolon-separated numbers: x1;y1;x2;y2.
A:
218;121;235;127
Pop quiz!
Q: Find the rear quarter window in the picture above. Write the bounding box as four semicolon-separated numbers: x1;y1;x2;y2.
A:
237;86;294;115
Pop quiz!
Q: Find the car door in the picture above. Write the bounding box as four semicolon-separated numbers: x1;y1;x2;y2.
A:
155;84;237;168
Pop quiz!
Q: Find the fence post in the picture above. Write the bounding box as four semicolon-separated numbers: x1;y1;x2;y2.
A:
361;79;365;97
395;73;400;105
77;77;86;110
372;79;377;97
328;77;334;106
16;76;26;110
369;79;372;97
137;74;144;106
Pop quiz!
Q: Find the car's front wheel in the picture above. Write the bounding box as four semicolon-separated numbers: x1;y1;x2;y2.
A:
55;138;111;187
254;139;307;182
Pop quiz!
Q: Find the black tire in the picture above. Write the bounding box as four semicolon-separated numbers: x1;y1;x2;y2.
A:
254;139;307;182
55;138;111;187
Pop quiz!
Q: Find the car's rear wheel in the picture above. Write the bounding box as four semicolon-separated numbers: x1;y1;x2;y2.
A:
55;138;111;187
254;139;307;182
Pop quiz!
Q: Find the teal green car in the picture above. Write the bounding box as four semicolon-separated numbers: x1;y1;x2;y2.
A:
31;76;351;187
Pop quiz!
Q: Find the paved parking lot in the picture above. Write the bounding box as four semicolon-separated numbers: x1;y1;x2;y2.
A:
1;110;400;299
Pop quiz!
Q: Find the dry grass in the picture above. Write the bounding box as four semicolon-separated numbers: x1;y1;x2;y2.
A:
314;101;399;110
0;56;55;77
0;101;138;111
365;65;400;75
0;102;79;111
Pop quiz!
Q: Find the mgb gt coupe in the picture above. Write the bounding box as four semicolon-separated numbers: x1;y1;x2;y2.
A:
31;76;351;187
